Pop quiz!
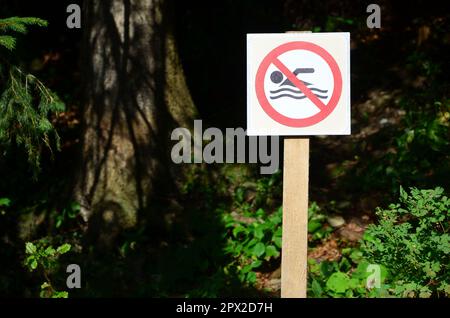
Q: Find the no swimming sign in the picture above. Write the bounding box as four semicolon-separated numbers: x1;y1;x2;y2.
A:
247;33;350;136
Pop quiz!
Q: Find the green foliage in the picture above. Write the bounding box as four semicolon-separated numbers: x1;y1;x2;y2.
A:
24;240;71;298
0;36;15;51
308;248;390;298
310;14;360;33
223;207;282;285
0;17;64;174
383;100;449;192
54;202;81;229
232;170;282;211
0;67;65;170
0;17;47;51
0;197;11;207
324;16;355;32
223;201;327;287
362;187;450;297
353;97;449;195
308;201;333;243
350;38;450;195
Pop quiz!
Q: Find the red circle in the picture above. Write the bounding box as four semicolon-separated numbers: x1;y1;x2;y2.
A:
255;41;342;127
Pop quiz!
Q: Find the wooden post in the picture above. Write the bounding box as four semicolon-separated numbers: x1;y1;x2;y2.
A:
281;137;309;298
281;31;311;298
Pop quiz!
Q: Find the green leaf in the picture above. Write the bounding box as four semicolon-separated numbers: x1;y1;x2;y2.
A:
254;226;264;240
45;246;56;256
57;243;71;255
399;186;408;201
348;278;361;290
274;227;282;237
351;261;370;280
320;261;338;278
246;238;258;249
246;272;257;284
308;220;322;233
326;272;350;294
252;243;265;258
251;260;262;269
349;249;363;263
265;245;280;259
68;202;81;217
311;279;323;297
52;291;69;298
30;259;38;270
0;198;11;207
255;208;265;218
272;236;282;248
232;225;246;238
444;284;450;296
25;242;37;254
419;286;432;298
269;214;281;225
241;264;253;274
55;216;63;228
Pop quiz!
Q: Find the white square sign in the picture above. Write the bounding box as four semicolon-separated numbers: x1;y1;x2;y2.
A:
247;33;351;136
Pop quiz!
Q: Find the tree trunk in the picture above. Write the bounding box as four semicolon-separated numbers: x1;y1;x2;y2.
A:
76;0;196;245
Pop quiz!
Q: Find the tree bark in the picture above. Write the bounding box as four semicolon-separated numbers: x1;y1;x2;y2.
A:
76;0;196;245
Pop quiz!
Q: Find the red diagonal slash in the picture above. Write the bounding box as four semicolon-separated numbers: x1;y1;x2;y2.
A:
272;58;326;111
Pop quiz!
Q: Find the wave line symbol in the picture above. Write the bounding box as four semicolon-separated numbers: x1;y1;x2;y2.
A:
269;68;329;101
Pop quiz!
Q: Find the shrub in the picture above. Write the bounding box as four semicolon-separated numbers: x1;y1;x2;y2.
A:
362;187;450;297
24;240;72;298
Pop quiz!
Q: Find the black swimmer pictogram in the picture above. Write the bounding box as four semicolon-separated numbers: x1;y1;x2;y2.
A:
269;68;328;100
